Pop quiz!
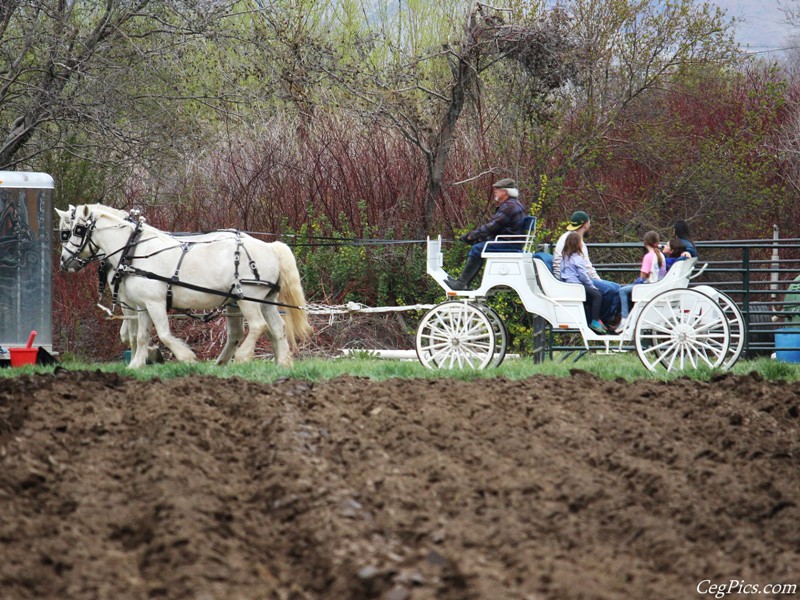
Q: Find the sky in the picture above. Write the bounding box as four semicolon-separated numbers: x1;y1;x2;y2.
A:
710;0;796;55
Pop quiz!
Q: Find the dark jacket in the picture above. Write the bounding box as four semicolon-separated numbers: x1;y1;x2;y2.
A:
469;198;525;242
678;237;698;258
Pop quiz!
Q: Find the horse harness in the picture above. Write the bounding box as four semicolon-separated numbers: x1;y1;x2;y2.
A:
64;210;298;313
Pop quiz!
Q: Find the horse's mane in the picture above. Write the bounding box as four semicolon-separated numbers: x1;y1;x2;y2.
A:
90;204;172;239
89;204;130;220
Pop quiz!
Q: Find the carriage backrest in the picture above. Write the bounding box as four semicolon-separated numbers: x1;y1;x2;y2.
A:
521;216;538;253
485;215;537;253
631;257;697;302
532;256;586;302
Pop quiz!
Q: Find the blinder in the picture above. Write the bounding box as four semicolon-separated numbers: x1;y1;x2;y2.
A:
61;223;87;242
60;214;101;271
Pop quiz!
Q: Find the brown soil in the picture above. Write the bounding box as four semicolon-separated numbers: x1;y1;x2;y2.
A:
0;369;798;600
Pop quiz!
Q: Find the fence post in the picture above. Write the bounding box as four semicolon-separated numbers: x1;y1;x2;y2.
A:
530;315;548;364
742;246;751;356
771;224;779;300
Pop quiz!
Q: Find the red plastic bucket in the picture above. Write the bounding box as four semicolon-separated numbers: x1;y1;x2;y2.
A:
9;348;38;367
10;330;38;367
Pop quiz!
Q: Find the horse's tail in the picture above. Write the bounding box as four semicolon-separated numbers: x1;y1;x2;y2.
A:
273;241;312;347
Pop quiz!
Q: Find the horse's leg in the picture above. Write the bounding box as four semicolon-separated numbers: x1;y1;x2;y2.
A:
121;307;137;353
232;301;268;363
216;305;244;365
262;302;292;367
120;315;132;350
129;310;153;368
125;308;164;364
146;302;197;363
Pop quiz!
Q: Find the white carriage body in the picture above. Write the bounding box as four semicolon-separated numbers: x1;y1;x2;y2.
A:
426;234;696;343
418;225;741;371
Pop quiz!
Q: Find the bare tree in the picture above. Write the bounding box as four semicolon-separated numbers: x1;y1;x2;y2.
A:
0;0;240;170
782;0;800;29
330;2;579;233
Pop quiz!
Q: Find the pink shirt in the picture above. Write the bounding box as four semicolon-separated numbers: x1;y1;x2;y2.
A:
641;250;667;283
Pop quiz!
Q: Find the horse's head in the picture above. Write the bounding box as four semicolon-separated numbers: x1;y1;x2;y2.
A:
55;204;77;244
57;203;136;272
58;204;100;272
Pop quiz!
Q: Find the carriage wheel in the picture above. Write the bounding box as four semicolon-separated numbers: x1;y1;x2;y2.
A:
416;301;496;369
692;286;746;370
476;303;508;367
715;291;746;369
634;288;730;372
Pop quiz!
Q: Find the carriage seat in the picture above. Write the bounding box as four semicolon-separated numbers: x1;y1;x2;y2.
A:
533;251;553;272
481;216;537;255
532;257;586;302
631;257;697;302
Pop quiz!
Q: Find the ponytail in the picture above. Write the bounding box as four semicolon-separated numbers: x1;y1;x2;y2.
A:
655;248;664;268
643;230;663;267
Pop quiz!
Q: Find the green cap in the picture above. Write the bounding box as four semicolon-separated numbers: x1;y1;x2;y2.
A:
566;211;589;231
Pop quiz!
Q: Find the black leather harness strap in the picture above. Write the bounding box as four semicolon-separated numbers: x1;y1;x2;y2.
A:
117;265;295;309
111;219;144;306
98;259;111;296
166;242;193;311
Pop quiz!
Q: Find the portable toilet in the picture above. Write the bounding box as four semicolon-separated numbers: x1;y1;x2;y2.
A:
0;172;55;357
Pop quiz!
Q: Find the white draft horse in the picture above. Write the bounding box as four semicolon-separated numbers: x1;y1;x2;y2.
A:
58;204;311;368
56;207;241;364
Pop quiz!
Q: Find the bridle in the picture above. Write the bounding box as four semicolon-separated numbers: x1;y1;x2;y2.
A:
60;209;103;270
60;208;146;270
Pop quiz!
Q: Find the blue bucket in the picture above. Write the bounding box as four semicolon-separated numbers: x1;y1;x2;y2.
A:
775;328;800;363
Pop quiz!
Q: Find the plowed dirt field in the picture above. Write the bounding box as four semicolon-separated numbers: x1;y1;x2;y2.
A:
1;369;798;599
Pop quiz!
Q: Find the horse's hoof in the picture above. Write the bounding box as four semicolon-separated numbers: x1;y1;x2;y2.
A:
146;347;165;364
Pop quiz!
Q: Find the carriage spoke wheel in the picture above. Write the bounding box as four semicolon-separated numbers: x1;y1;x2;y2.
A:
715;291;746;369
476;303;508;367
691;286;746;370
634;289;730;372
416;301;496;369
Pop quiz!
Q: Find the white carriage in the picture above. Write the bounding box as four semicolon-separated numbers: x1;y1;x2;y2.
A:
416;217;746;372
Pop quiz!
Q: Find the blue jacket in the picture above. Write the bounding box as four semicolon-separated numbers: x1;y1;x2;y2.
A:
679;237;698;258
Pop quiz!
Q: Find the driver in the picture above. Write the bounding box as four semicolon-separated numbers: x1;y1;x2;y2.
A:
446;178;525;290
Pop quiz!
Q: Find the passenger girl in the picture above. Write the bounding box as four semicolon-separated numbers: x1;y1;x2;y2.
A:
559;231;607;334
663;238;691;271
674;220;697;258
617;231;666;331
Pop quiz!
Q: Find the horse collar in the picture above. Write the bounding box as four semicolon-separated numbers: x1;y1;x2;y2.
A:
111;220;145;306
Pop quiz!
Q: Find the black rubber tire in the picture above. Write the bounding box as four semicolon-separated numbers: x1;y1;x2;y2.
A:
745;302;775;358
